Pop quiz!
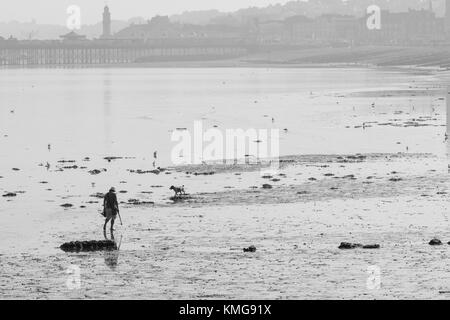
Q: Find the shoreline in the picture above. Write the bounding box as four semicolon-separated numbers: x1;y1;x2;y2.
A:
0;61;443;73
1;45;450;73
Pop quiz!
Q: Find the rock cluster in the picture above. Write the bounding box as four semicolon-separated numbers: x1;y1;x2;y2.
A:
243;245;257;253
429;239;443;246
89;169;107;175
338;242;380;250
2;192;17;197
60;240;117;252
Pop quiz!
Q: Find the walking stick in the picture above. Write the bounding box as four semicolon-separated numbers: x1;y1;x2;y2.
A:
117;210;123;226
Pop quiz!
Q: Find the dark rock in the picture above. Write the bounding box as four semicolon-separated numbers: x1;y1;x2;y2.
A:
262;184;273;189
429;239;443;246
104;156;123;161
243;245;257;253
62;165;78;169
346;155;366;161
128;169;160;175
362;244;381;249
61;203;73;208
128;199;155;205
193;172;215;176
2;192;17;197
338;242;363;249
169;195;191;202
89;169;106;175
60;240;117;252
90;193;105;199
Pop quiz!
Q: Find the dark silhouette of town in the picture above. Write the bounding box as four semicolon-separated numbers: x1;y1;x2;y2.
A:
2;1;450;66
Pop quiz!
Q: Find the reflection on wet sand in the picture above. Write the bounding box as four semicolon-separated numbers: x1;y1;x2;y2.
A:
103;231;122;271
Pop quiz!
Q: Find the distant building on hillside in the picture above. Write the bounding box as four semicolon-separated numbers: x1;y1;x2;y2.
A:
257;20;287;44
362;8;444;45
60;31;87;42
97;4;448;47
282;14;362;45
446;0;450;34
315;14;359;44
114;15;251;43
284;16;315;43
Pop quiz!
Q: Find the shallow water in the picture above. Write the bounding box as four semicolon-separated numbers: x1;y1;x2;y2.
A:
0;67;446;164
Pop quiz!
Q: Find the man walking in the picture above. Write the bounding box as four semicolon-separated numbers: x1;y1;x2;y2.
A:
103;187;119;233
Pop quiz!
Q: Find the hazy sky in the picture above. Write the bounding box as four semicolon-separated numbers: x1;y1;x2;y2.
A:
0;0;295;25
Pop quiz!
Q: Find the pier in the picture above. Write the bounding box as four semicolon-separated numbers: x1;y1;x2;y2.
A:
0;39;251;66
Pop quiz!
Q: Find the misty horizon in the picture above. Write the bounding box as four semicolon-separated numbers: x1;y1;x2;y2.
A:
0;0;294;25
0;0;447;26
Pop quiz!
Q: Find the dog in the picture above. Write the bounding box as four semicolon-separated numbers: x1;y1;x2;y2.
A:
170;185;186;197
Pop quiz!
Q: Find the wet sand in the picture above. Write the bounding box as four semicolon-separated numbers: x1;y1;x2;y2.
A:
0;151;449;300
0;67;448;300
